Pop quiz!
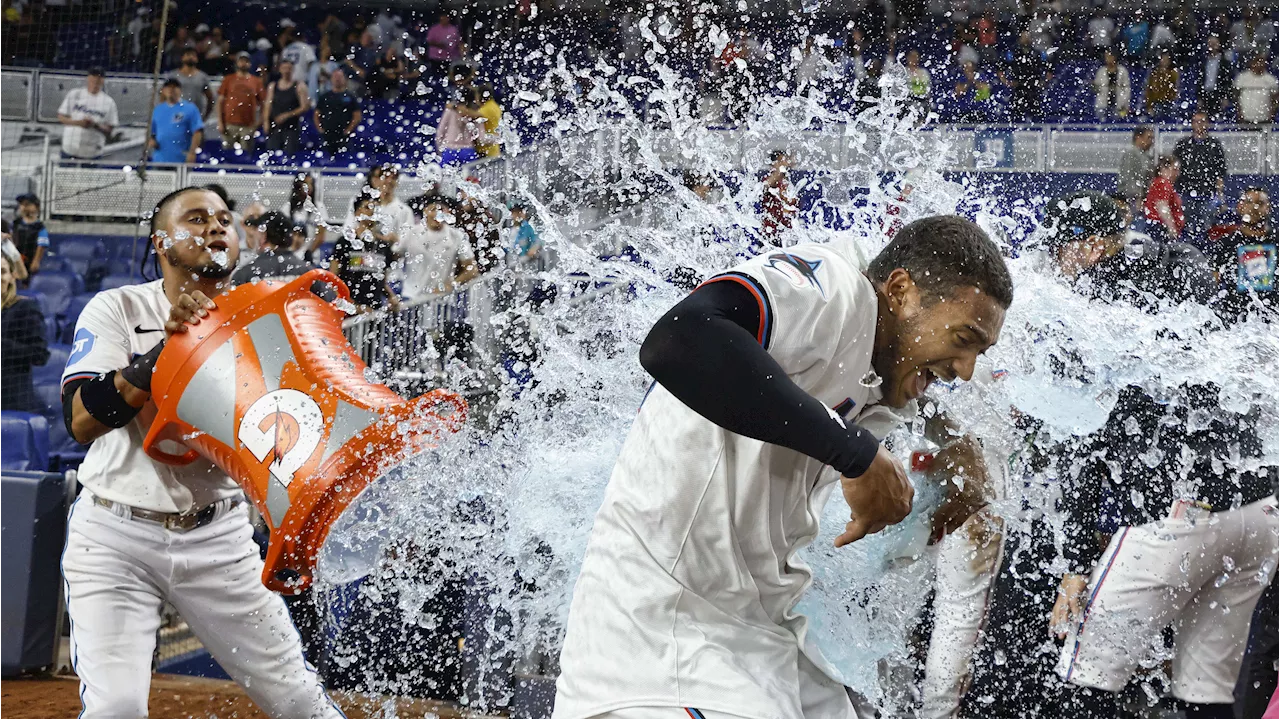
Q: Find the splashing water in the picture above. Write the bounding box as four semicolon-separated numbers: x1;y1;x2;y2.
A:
311;41;1278;713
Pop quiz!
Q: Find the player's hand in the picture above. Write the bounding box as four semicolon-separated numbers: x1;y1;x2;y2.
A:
165;291;216;337
835;445;913;547
1050;573;1089;639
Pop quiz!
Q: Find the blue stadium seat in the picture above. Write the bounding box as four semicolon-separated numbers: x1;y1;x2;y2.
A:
60;293;97;344
34;344;70;388
31;383;83;469
37;256;72;274
103;258;136;277
25;272;83;317
1;412;50;472
52;237;106;262
99;274;139;291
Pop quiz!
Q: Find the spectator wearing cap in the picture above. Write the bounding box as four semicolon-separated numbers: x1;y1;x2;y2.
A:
314;69;362;155
167;47;215;119
263;59;310;156
231;211;324;287
280;26;318;86
149;79;204;164
216;52;265;151
11;194;49;276
56;67;118;160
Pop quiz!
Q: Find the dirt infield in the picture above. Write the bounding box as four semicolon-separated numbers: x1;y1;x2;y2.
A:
1;674;497;718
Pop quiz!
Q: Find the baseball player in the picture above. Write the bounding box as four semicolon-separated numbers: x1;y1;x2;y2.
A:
553;216;1013;719
60;186;343;718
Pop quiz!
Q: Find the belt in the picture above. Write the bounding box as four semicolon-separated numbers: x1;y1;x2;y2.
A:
92;496;240;532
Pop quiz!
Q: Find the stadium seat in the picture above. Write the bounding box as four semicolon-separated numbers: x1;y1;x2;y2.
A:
25;272;83;318
0;412;50;472
60;293;97;344
103;258;136;277
37;256;72;274
52;237;106;262
31;383;83;470
33;344;70;388
99;274;140;291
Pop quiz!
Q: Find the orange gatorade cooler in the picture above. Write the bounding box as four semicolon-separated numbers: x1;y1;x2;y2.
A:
142;269;466;592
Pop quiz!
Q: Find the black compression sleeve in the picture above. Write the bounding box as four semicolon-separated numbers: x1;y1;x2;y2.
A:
74;371;142;431
639;279;881;478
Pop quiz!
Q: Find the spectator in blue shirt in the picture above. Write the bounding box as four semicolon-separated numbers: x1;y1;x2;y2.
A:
508;203;542;266
148;78;204;164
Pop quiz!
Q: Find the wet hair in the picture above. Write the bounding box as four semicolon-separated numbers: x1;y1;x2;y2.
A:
1155;154;1178;172
1132;124;1153;140
352;188;378;213
866;215;1013;309
252;211;293;248
370;163;399;180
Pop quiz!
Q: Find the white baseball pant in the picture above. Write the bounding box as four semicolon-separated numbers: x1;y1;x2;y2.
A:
920;513;1003;719
61;495;345;719
1057;495;1279;704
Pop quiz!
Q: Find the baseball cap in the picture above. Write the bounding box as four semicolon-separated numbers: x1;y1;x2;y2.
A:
15;193;39;206
279;17;297;28
87;66;106;77
235;50;252;59
1040;191;1126;252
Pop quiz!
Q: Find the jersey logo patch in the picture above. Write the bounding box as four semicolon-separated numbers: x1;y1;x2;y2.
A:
764;252;825;297
68;328;95;366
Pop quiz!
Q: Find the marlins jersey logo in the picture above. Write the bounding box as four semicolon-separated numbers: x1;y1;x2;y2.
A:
764;252;825;297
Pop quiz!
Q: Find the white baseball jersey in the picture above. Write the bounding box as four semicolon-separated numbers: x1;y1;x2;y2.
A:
554;242;916;719
58;87;119;158
62;280;242;513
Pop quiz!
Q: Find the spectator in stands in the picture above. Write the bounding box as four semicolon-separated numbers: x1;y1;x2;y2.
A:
1093;49;1132;120
1026;6;1059;54
794;36;829;94
1198;35;1235;121
328;193;400;313
231;212;321;286
353;164;414;239
10;194;48;277
162;25;195;70
148;79;203;165
1236;54;1278;126
280;26;318;86
343;29;380;92
506;203;543;267
249;38;275;77
1086;9;1117;51
1148;13;1177;58
168;48;214;119
198;26;231;75
57;67;118;160
314;69;362;155
475;84;503;158
263;59;310;156
2;222;28;283
436;88;483;166
1175;111;1227;245
319;14;349;59
1006;30;1048;121
0;253;48;412
1121;11;1151;59
366;45;406;101
904;50;931;115
308;49;342;97
1144;155;1184;241
1117;125;1156;214
1230;7;1278;59
216;52;264;152
973;12;998;66
400;195;479;299
761;149;797;244
426;13;463;75
1206;186;1275;322
1142;51;1179;121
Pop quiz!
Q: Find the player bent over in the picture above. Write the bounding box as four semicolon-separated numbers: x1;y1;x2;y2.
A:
60;187;343;718
553;217;1013;719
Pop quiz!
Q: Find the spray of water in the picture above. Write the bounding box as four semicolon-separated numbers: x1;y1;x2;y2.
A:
312;33;1278;714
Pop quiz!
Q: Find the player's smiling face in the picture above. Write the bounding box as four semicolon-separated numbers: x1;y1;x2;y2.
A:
154;189;239;280
878;275;1006;408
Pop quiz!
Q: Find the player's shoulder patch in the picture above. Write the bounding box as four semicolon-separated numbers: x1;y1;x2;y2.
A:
763;251;826;298
68;327;96;366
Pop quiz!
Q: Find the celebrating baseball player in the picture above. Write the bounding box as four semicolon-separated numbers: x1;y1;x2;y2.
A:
553;216;1013;719
59;186;343;718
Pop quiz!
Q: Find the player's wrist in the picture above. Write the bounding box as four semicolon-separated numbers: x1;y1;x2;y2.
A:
120;341;165;392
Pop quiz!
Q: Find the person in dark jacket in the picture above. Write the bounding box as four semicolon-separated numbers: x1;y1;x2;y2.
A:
1;253;50;411
231;211;334;299
1174;111;1228;246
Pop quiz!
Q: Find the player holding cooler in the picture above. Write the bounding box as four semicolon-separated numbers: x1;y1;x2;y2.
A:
553;216;1013;719
59;186;342;718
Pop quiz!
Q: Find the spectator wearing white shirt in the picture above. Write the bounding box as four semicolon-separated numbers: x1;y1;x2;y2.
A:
1086;9;1116;50
279;27;318;87
342;164;413;241
1093;49;1132;119
399;195;479;299
57;68;119;159
1236;54;1278;126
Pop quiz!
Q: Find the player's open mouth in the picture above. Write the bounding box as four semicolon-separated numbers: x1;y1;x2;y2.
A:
910;369;936;398
205;239;230;252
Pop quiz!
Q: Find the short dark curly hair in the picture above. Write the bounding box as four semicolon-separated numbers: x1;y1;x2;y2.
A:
866;215;1013;308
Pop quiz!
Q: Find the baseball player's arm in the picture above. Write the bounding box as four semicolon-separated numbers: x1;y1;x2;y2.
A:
640;279;911;545
63;291;218;444
922;408;994;540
